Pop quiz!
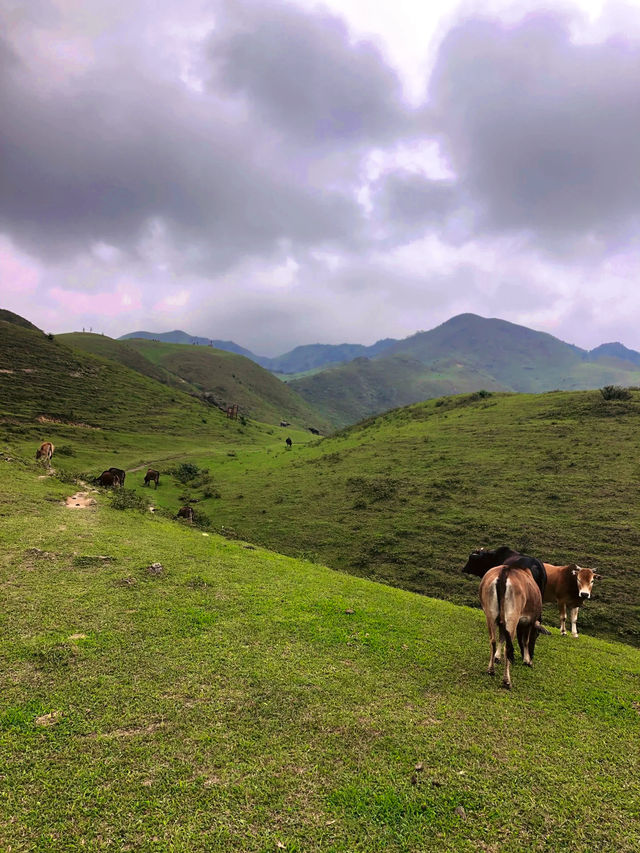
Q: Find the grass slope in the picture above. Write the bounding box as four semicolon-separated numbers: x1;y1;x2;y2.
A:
0;318;232;434
133;390;640;648
291;314;640;426
289;355;504;427
58;332;200;394
124;338;330;430
1;457;639;851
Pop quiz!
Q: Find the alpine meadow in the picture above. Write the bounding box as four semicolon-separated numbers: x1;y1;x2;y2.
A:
1;308;640;852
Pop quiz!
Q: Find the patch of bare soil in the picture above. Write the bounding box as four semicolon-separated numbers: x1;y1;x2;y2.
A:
37;415;100;429
35;711;62;727
65;492;96;509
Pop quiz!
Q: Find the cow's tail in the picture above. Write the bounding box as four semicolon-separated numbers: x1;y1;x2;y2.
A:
495;566;514;663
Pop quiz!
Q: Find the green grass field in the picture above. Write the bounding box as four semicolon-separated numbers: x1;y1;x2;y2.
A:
109;389;640;649
1;454;639;851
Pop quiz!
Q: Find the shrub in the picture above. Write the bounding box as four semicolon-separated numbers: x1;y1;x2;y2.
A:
109;489;150;512
600;385;632;401
173;462;201;483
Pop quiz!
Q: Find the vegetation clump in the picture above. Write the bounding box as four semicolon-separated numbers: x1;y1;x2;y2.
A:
109;488;150;512
600;385;632;400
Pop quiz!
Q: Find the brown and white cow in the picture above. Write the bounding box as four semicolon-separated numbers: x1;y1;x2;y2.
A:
176;505;194;523
144;468;160;488
96;470;121;487
543;563;602;637
36;441;54;462
479;565;543;689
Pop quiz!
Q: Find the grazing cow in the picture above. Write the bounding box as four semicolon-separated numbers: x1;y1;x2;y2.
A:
308;427;320;435
479;565;543;689
543;563;602;637
176;505;194;523
96;470;120;487
144;468;160;489
285;437;292;448
280;421;290;427
36;441;54;462
462;545;547;597
108;467;126;487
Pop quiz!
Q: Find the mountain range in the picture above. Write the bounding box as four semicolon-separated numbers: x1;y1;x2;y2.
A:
121;314;640;426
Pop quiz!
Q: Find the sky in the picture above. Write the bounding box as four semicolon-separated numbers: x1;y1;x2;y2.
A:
2;0;640;355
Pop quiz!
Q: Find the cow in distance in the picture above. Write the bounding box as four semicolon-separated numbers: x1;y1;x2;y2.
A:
107;467;126;487
285;437;292;448
96;470;121;487
144;468;160;488
176;505;194;523
36;442;54;462
479;565;543;689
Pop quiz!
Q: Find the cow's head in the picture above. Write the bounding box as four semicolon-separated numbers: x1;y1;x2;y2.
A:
570;565;602;600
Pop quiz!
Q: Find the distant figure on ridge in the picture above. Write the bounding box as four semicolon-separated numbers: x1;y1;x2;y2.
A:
286;437;292;449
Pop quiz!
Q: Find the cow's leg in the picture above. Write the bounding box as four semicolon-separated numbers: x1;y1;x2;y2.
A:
494;640;503;664
486;615;497;676
522;623;536;666
570;607;580;638
559;603;567;635
501;616;518;689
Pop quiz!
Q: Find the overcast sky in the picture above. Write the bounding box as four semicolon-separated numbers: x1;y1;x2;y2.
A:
2;0;640;355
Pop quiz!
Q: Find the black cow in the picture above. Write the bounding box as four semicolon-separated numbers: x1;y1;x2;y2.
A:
108;467;126;487
286;437;292;448
96;470;121;488
144;468;160;488
462;545;547;598
308;427;320;435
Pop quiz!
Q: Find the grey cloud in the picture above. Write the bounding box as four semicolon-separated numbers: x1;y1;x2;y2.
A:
429;11;640;249
0;18;364;270
370;170;459;239
209;0;413;145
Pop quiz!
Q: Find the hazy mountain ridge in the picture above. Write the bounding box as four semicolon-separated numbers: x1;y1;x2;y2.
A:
289;314;640;426
120;314;640;377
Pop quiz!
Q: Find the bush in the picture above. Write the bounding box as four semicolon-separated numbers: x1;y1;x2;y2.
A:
109;489;150;512
600;385;632;401
56;445;75;457
173;462;201;483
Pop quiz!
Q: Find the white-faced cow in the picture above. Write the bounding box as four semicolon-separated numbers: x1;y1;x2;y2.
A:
543;563;602;637
463;546;547;598
479;565;543;689
36;441;54;462
144;468;160;489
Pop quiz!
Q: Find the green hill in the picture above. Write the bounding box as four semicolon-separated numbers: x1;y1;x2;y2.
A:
137;389;640;648
290;314;640;426
0;317;246;437
1;453;639;851
124;338;330;430
58;332;199;394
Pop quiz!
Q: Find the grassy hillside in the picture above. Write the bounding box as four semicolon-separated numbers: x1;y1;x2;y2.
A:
131;390;640;648
291;314;640;426
289;355;504;427
125;338;330;430
58;332;199;394
1;455;639;851
0;318;236;436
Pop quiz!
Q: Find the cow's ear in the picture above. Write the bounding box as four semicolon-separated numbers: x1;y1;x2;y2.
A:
593;573;602;580
570;567;579;576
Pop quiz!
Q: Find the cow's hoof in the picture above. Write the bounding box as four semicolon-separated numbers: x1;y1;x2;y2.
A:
523;661;532;668
572;634;579;639
488;668;495;676
501;681;511;690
